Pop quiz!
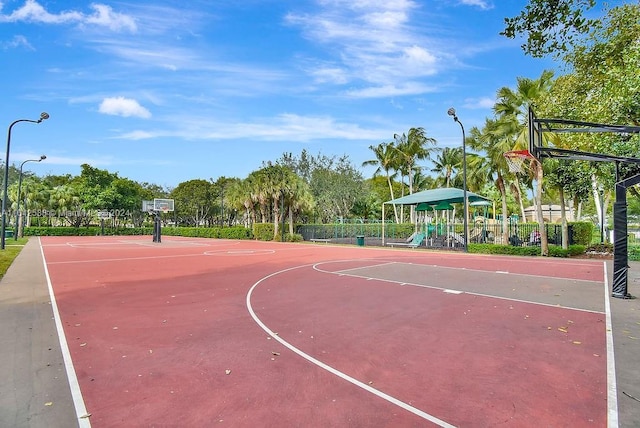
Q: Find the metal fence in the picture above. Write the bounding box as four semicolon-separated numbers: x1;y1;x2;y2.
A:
297;220;574;248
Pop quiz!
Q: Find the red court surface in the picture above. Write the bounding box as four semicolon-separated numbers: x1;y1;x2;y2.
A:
39;236;612;427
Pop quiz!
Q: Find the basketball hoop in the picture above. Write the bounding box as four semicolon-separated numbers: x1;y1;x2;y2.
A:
504;150;535;174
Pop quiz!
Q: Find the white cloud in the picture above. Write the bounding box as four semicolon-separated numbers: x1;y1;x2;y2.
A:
345;82;437;98
460;96;495;109
82;4;137;32
285;0;446;98
117;114;387;142
0;1;136;32
309;66;349;84
1;35;33;50
99;97;151;118
458;0;493;10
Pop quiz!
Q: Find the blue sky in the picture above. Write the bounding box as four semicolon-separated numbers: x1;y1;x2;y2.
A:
0;0;566;188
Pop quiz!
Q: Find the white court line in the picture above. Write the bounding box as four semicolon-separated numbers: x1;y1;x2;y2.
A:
246;263;456;428
46;252;206;265
313;260;605;315
313;260;398;274
38;237;91;427
604;262;619;427
333;260;604;284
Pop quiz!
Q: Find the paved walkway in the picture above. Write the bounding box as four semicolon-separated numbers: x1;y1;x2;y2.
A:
0;239;77;427
1;238;639;427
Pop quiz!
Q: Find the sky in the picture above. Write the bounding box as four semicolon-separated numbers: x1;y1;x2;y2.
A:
0;0;576;189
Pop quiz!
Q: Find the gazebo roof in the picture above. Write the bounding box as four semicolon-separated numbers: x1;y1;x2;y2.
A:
385;187;491;206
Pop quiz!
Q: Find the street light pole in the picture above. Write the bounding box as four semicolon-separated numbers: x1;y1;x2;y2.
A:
14;155;46;240
447;108;468;253
2;112;49;249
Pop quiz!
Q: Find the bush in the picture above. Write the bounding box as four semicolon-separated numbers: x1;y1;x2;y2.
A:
548;245;586;257
571;222;594;245
285;233;304;242
585;242;613;254
253;223;275;241
468;243;585;257
24;226;152;236
468;244;541;256
23;225;253;239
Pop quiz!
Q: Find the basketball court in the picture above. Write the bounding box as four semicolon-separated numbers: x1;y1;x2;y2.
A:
14;235;620;427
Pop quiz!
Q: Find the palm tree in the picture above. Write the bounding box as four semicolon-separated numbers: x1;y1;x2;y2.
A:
226;178;255;228
431;147;461;188
286;176;314;234
494;69;555;255
362;142;400;223
468;119;514;245
394;128;437;223
394;128;437;195
47;185;81;227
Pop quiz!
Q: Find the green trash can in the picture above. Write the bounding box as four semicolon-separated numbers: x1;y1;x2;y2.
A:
356;235;365;246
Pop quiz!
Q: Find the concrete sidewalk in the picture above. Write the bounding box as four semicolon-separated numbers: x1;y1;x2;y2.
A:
0;238;77;428
610;260;640;427
1;238;639;427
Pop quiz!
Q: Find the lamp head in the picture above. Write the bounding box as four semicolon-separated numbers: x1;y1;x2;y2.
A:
38;112;49;123
447;108;456;117
39;155;46;161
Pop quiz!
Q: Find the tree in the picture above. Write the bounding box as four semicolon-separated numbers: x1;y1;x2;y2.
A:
537;4;640;243
468;119;513;245
431;147;461;188
260;164;297;240
394;128;437;223
170;179;214;226
285;175;314;234
47;185;83;227
501;0;597;58
363;142;400;223
494;70;555;255
394;128;437;196
226;177;256;228
310;157;366;223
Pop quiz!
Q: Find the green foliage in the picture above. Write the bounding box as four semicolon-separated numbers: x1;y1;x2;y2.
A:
170;179;215;227
501;0;597;58
468;243;585;257
468;244;542;256
24;226;152;236
571;222;594;245
285;233;304;242
169;226;252;239
629;245;640;262
253;223;275;241
23;226;252;239
586;242;613;254
548;245;586;257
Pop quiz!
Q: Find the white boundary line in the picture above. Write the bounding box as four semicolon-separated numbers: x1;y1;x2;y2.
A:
246;263;456;428
604;261;619;427
38;237;91;427
314;260;605;314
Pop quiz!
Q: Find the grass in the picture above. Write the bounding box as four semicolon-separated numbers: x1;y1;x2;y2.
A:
0;237;29;279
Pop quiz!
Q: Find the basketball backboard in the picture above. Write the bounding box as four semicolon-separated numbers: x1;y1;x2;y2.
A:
154;198;174;212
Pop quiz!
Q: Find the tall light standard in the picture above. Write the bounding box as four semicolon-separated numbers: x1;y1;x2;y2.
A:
447;107;468;252
14;155;46;240
1;112;49;249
